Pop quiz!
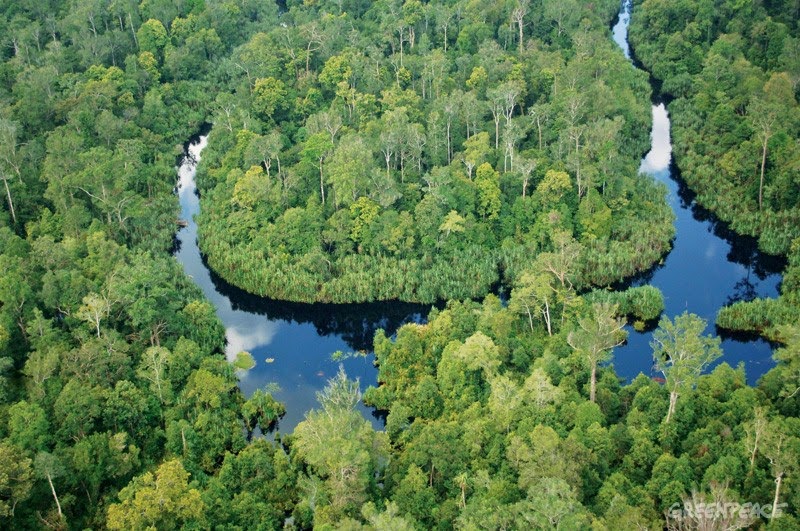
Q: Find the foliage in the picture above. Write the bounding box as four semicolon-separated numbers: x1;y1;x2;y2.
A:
0;0;798;529
194;0;673;303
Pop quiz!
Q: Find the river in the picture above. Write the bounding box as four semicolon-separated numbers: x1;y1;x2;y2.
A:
173;1;785;434
175;134;430;432
611;0;784;384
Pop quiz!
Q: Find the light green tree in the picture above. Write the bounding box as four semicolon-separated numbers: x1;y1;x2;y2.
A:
475;162;501;219
136;19;168;60
652;312;722;424
107;459;205;530
252;77;287;122
293;367;389;524
567;302;627;402
0;443;33;518
438;210;465;238
762;418;800;520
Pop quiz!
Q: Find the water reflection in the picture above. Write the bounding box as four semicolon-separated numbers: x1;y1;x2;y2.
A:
640;104;671;173
612;0;632;60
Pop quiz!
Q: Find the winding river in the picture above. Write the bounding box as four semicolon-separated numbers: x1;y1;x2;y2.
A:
175;136;430;432
611;0;784;383
173;0;785;434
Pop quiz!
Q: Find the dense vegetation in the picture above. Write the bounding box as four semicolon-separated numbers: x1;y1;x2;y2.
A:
0;0;798;529
358;297;800;530
0;0;286;527
630;0;799;256
194;0;674;303
629;0;800;344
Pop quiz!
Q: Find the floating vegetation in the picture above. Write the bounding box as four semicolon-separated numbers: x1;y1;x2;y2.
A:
233;351;256;370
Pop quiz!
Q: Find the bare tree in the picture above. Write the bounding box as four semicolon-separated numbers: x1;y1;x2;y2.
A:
0;120;23;224
511;1;529;54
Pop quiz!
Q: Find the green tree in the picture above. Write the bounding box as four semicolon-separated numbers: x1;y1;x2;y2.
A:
300;132;333;205
107;459;205;530
475;162;501;219
0;443;33;518
762;418;800;520
438;210;465;238
509;270;557;335
292;368;389;524
75;292;110;337
0;120;22;225
652;312;722;424
34;452;65;520
567;302;627;402
327;134;373;207
136;19;169;61
7;401;50;453
252;77;287;122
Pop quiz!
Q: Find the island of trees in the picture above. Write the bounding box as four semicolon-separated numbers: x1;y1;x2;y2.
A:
194;0;674;303
0;0;798;529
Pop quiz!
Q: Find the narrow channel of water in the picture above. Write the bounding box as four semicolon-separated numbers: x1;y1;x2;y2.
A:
174;134;430;433
610;0;784;384
172;2;785;435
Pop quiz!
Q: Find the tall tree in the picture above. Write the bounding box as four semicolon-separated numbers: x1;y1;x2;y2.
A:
747;73;795;210
567;302;627;402
761;418;800;520
651;312;722;424
0;120;22;225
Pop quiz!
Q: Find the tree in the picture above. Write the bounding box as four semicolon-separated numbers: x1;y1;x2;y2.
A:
743;405;768;471
516;156;536;198
252;77;287;122
136;19;168;61
543;0;580;39
529;103;550;150
34;452;64;520
75;292;110;337
522;368;563;409
516;477;588;529
475;162;501;219
651;312;722;424
567;302;627;402
0;120;22;225
327;134;373;207
535;169;572;206
138;346;171;404
501;119;527;172
511;1;530;54
0;444;33;518
462;132;491;179
748;73;794;210
107;459;205;530
665;482;757;530
535;230;581;290
487;81;523;149
300;133;333;205
439;210;465;238
245;132;283;178
7;401;50;453
292;368;389;523
748;96;779;210
761;418;800;520
242;388;285;435
771;325;800;400
509;270;557;335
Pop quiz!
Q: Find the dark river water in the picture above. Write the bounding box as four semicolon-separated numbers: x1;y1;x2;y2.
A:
174;0;785;434
611;0;784;384
175;136;430;432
